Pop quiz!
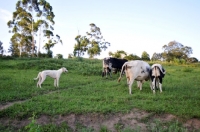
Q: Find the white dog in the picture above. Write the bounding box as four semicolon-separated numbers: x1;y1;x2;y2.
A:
34;67;68;88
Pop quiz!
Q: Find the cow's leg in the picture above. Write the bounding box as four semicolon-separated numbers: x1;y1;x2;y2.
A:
109;67;112;78
139;80;145;90
102;68;105;77
155;77;159;90
159;77;163;93
137;81;140;88
128;78;134;94
152;77;156;94
149;80;153;91
105;67;108;79
126;76;130;85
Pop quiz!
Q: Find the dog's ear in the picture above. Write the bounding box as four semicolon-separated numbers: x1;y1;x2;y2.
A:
62;67;67;72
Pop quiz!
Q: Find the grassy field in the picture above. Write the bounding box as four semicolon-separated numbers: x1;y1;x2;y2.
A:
0;58;200;132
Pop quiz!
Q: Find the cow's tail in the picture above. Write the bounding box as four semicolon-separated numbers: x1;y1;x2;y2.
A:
34;72;41;80
118;63;126;82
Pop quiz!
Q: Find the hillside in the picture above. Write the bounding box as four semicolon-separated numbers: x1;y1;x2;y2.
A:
0;58;200;131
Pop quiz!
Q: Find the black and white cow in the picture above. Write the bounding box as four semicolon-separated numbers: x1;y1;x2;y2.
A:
102;57;128;78
118;60;152;94
149;64;166;93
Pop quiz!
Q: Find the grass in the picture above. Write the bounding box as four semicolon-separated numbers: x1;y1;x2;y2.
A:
0;58;200;131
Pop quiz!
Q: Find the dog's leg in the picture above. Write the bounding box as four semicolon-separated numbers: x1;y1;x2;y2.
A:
37;73;41;88
56;75;60;87
39;75;46;88
56;78;59;87
37;80;40;87
54;79;57;87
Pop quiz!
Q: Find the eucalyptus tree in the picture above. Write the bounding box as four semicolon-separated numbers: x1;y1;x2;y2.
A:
73;35;89;57
7;0;59;57
43;35;62;58
7;4;33;57
73;23;110;58
86;23;110;58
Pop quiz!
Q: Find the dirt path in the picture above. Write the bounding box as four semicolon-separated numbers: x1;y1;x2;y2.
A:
0;89;58;111
0;100;27;111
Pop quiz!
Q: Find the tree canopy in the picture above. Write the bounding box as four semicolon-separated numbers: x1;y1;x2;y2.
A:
108;50;127;58
73;23;110;58
151;52;162;61
162;41;193;62
124;54;141;60
0;41;4;56
141;51;150;61
73;35;89;57
7;0;61;57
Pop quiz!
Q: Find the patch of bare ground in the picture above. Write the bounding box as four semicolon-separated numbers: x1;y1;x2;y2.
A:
0;90;58;112
0;108;200;132
0;100;27;111
184;119;200;131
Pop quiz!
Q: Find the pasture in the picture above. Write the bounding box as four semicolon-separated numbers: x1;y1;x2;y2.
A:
0;58;200;132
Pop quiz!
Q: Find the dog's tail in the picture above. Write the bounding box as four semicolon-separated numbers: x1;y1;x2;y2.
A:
34;72;41;80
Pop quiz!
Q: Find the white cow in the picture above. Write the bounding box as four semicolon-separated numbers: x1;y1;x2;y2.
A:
118;60;152;94
150;64;166;93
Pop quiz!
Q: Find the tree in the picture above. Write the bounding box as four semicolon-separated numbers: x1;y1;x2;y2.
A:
108;50;127;58
86;23;110;58
124;54;141;60
68;53;73;58
73;23;110;58
187;57;198;63
151;52;162;61
162;41;193;62
7;0;59;57
7;5;34;57
73;35;89;57
43;35;62;58
141;51;150;61
55;54;63;59
0;41;4;56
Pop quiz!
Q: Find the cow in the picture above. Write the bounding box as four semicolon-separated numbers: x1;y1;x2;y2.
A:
118;60;152;94
102;57;128;78
150;64;166;93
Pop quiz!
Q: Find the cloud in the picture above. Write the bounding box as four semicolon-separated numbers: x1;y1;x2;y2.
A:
0;8;12;22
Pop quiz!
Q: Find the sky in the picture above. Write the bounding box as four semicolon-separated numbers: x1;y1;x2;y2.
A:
0;0;200;60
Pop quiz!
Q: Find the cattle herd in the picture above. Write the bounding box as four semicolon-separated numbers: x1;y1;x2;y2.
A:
102;57;166;94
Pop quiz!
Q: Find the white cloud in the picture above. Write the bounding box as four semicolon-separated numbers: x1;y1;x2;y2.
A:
0;8;12;22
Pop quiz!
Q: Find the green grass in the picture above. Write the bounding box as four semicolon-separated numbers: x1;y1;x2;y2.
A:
0;58;200;131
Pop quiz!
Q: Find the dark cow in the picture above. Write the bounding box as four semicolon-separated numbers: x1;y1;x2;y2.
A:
149;64;166;93
102;57;128;78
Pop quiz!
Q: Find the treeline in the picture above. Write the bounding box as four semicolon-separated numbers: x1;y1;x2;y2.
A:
107;41;198;63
